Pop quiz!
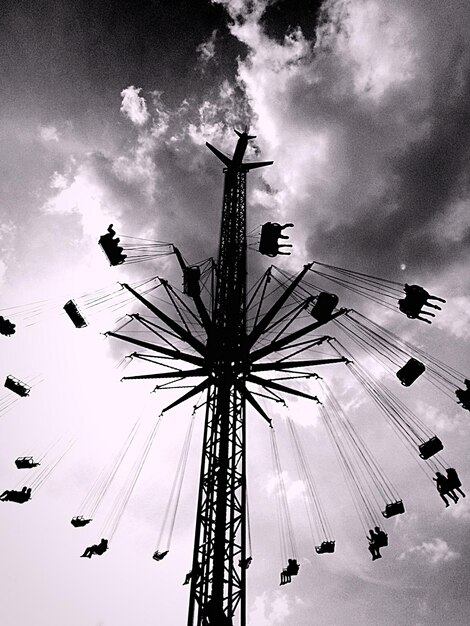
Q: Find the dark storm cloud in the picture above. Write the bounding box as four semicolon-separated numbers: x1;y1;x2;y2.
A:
247;0;469;284
308;42;470;279
207;0;470;290
0;0;246;117
259;0;324;43
114;88;262;265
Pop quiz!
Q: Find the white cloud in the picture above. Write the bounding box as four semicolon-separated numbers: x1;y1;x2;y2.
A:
448;498;470;520
248;590;291;626
415;400;461;433
398;537;459;564
39;125;60;142
50;171;68;190
112;132;157;198
318;0;419;101
196;30;217;68
435;199;470;243
213;0;269;21
149;91;170;138
41;160;116;237
265;470;306;504
120;86;150;126
0;221;17;284
434;296;470;339
0;259;7;286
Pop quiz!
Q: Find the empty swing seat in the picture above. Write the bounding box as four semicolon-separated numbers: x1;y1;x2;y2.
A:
4;375;30;397
183;267;201;297
418;436;443;459
63;300;87;328
315;540;335;554
382;500;405;518
310;292;339;322
396;358;425;386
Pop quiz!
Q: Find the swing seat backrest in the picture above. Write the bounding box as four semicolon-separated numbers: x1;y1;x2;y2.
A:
382;500;405;518
396;359;425;386
418;436;443;459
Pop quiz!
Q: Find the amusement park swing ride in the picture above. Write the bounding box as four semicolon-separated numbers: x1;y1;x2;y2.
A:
0;128;468;626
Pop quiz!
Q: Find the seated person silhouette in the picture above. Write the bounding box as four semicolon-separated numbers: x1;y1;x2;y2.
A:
0;486;32;503
81;538;108;558
374;527;388;547
280;558;300;585
183;562;201;585
433;472;458;507
398;298;434;323
238;556;253;569
152;550;169;561
446;468;465;499
71;516;92;527
398;285;445;323
404;284;445;308
367;528;383;560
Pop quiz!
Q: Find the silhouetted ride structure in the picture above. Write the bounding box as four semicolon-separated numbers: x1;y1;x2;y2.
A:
101;130;463;625
1;126;468;626
105;130;352;625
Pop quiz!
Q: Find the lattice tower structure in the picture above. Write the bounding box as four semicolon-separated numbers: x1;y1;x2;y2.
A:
188;169;248;626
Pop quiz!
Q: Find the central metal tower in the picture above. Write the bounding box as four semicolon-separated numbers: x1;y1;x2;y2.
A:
188;148;257;626
108;128;347;626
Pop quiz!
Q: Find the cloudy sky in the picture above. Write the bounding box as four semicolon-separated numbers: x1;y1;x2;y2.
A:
1;1;470;625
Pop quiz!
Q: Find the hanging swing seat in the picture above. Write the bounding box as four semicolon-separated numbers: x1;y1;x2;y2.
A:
396;358;425;386
446;468;462;490
418;436;443;459
315;540;335;554
0;315;16;336
382;500;405;518
238;556;253;569
310;292;339;322
259;222;293;257
81;538;108;558
183;267;201;297
455;387;470;411
375;530;388;548
71;516;92;527
0;487;32;503
280;559;300;585
152;550;169;561
285;558;300;575
15;457;40;469
4;375;30;397
63;300;88;328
